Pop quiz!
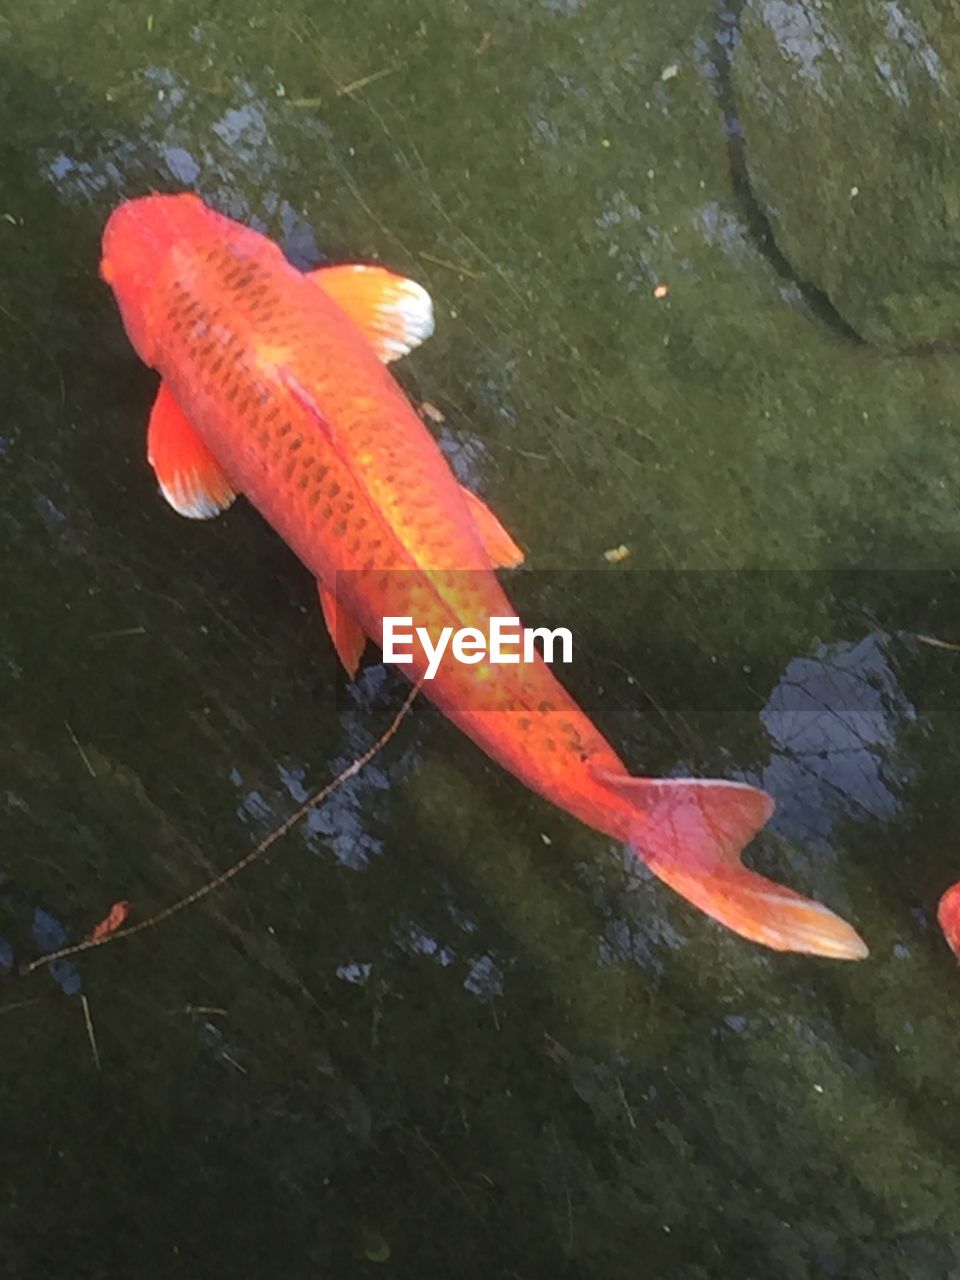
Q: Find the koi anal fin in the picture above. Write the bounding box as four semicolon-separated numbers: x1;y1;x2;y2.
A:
318;582;367;679
459;487;524;569
592;769;869;960
147;383;237;519
308;263;434;362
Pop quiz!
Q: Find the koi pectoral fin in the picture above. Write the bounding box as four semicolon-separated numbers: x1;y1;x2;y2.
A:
308;263;434;362
147;383;237;519
318;582;367;679
459;486;525;568
591;769;869;960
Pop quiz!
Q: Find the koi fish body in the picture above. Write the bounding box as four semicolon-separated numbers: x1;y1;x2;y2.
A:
100;194;867;960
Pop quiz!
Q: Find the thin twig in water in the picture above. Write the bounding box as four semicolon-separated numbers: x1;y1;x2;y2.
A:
65;721;96;778
337;65;398;97
615;1074;636;1130
403;1125;488;1227
81;994;101;1071
418;251;483;280
89;626;147;642
0;998;39;1016
22;684;421;976
916;634;960;653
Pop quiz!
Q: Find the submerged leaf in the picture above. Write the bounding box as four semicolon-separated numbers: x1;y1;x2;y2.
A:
86;900;132;942
362;1230;391;1263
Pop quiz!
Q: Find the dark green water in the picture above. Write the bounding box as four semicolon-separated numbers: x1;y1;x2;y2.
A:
4;1;960;1276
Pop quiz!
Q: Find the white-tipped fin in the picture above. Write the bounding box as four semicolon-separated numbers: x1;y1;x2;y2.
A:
309;263;434;362
147;382;236;519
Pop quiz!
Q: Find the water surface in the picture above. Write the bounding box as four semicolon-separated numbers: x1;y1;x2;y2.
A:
3;2;960;1275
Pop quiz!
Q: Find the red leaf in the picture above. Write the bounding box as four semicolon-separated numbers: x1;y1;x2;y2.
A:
87;900;132;942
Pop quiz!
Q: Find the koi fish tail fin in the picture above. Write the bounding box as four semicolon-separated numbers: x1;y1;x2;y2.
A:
592;769;869;960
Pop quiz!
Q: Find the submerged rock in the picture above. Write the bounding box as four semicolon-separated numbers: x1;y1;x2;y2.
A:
733;1;960;349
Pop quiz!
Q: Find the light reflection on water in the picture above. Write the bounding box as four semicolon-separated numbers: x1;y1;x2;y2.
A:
760;631;913;845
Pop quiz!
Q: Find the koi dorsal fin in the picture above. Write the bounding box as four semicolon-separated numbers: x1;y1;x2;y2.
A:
308;263;434;362
459;487;525;569
147;383;237;519
318;581;367;678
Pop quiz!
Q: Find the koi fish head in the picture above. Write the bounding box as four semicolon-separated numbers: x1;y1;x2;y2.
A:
100;193;215;363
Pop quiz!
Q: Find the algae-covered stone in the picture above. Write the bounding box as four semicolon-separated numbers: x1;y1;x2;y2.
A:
733;0;960;349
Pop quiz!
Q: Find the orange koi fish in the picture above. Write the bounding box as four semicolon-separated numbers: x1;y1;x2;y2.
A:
100;193;867;960
938;882;960;959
